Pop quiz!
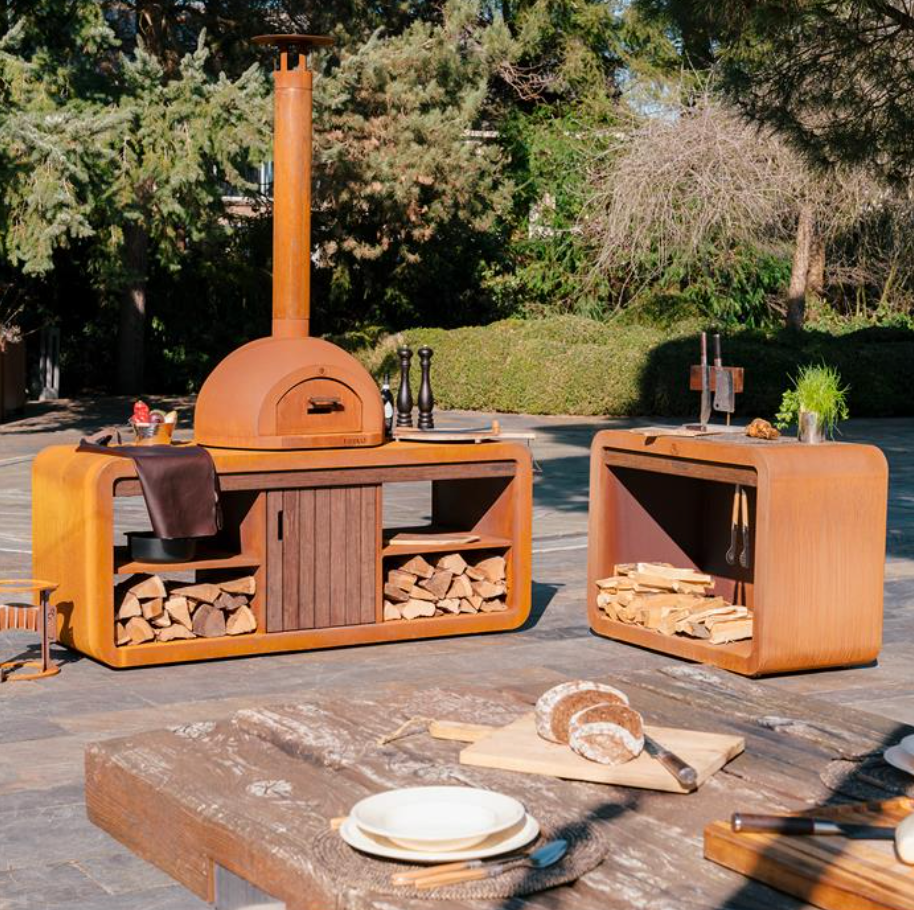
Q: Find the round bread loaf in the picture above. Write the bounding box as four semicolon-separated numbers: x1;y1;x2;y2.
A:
568;702;644;765
534;680;629;744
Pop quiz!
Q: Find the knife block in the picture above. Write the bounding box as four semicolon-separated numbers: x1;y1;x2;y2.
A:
587;430;888;676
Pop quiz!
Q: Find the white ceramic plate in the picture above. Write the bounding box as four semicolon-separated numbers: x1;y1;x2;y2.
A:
899;734;914;757
339;812;540;863
885;745;914;777
349;787;525;852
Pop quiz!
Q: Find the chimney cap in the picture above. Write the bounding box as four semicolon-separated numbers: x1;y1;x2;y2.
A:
253;34;334;50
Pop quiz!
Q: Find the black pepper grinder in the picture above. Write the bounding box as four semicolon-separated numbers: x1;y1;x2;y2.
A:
396;345;413;427
417;346;434;429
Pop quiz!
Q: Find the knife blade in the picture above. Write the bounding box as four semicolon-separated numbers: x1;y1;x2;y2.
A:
712;334;735;418
699;332;711;428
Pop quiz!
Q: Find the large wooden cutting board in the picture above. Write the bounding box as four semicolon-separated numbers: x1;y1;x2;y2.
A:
704;797;914;910
430;713;744;793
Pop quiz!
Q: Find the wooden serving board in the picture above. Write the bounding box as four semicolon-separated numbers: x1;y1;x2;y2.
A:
430;714;744;793
704;798;914;910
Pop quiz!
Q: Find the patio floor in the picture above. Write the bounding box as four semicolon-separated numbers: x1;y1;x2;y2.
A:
1;400;912;909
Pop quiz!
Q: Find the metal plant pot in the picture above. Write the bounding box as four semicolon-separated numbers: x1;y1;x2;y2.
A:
798;410;825;444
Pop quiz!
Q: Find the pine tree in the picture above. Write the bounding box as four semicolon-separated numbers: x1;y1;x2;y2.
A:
0;2;269;392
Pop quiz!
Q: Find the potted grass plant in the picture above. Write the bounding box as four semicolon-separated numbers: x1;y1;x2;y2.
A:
775;364;849;443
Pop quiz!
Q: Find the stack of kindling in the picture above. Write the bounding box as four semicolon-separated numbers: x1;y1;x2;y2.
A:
595;563;752;644
115;574;257;645
383;553;507;620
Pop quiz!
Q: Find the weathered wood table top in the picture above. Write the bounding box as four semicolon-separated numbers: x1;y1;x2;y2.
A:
85;665;914;910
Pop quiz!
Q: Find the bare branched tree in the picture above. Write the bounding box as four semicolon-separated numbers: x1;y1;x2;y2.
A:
580;94;885;326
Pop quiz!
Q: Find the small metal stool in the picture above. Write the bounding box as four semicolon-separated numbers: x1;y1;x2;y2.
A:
0;579;59;681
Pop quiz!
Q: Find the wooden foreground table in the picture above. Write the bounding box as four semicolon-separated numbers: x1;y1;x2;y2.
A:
85;667;914;910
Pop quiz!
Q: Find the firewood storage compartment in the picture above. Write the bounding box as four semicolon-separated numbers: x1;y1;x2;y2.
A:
586;430;888;676
32;441;532;668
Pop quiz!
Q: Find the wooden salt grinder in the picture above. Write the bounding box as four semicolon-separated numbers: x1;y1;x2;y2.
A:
396;345;413;427
417;346;434;430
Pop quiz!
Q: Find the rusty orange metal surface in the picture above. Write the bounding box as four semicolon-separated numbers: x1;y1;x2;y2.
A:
194;35;384;450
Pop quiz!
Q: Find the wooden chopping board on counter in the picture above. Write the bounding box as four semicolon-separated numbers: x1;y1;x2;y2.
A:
704;797;914;910
430;713;744;793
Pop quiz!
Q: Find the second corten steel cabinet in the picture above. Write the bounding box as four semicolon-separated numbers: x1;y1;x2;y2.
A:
32;439;532;668
587;430;888;676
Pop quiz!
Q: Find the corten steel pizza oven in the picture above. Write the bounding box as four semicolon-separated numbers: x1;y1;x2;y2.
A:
194;35;384;450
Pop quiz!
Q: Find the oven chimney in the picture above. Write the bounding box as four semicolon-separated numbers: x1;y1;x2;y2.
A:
255;35;333;339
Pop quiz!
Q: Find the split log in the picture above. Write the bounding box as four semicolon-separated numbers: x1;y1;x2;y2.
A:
458;598;478;614
126;574;167;600
399;555;434;579
447;574;474;600
388;569;418;591
116;592;142;621
471;579;505;600
635;563;712;585
125;616;155;644
436;598;461;614
469;593;484;611
383;583;411;604
465;566;486;581
115;622;131;646
474;556;506;583
480;598;507;613
224;595;248;612
171;582;222;604
709;618;753;644
156;625;195;642
383;602;402;621
141;597;165;621
192;603;227;638
165;596;193;631
150;611;172;629
219;576;256;596
226;604;257;635
407;585;437;602
437;553;467;575
420;570;453;600
401;600;437;620
214;592;235;611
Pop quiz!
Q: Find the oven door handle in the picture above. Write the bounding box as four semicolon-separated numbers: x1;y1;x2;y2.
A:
308;395;344;413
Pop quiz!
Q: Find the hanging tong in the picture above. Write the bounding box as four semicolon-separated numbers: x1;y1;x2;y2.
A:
739;486;751;569
726;485;740;566
725;485;752;568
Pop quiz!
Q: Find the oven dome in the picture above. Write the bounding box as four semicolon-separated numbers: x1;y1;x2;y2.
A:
193;335;385;450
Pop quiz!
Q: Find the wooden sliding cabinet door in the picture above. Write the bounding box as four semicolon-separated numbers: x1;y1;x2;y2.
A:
266;485;380;632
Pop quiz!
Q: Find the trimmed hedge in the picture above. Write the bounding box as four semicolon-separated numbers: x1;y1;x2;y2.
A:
340;316;914;418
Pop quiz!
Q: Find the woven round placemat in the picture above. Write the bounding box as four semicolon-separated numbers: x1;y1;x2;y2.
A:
311;813;607;900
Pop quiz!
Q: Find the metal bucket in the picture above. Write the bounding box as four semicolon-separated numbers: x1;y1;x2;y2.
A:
130;421;175;445
798;410;825;444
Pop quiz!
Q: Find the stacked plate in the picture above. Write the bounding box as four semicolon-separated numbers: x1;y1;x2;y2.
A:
885;735;914;776
340;786;539;862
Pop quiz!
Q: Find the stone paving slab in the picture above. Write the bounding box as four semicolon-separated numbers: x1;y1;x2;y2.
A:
0;399;912;909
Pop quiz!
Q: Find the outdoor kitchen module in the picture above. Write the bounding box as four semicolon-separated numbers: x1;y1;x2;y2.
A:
31;35;533;668
194;36;384;451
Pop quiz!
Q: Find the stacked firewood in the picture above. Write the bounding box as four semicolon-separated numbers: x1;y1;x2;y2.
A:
383;553;507;620
115;574;257;646
595;563;753;644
